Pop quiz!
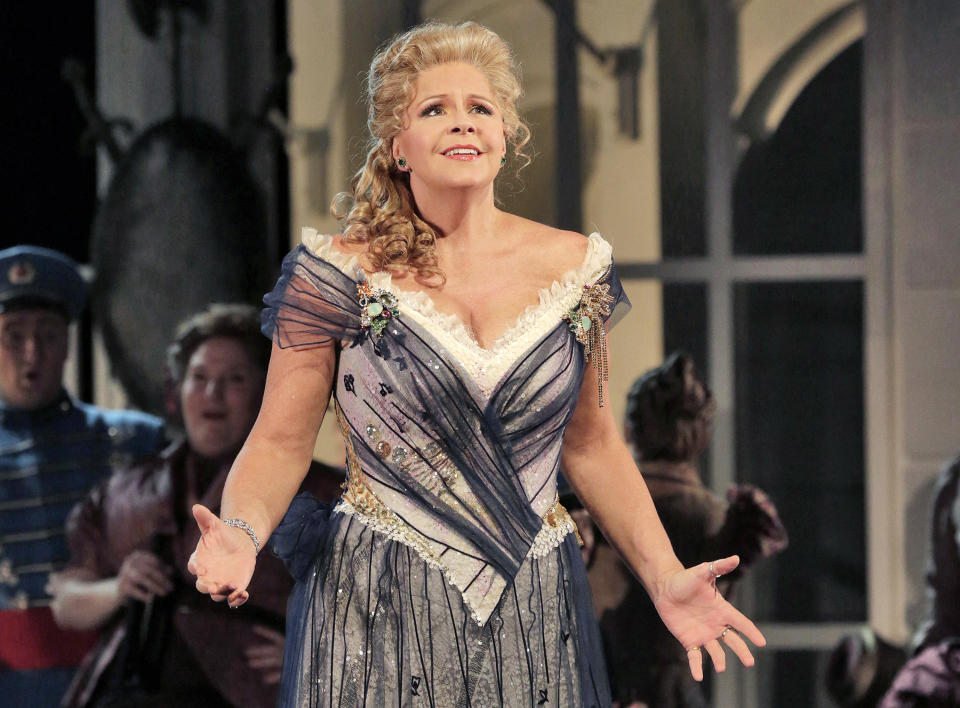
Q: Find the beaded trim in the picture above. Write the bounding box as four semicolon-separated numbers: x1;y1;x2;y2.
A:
335;402;485;621
362;422;459;493
530;497;583;557
333;403;581;623
563;266;615;406
336;496;580;623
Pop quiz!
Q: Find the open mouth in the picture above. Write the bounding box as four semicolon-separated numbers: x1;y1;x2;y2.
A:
442;147;481;160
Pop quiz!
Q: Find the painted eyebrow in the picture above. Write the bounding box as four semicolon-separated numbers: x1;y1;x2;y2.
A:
416;94;495;107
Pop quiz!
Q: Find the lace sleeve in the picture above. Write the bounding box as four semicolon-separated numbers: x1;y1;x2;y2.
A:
261;244;363;348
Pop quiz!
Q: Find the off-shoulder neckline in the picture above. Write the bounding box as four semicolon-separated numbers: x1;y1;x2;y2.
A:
299;228;612;354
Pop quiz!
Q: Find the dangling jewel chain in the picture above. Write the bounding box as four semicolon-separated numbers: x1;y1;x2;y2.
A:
563;268;615;406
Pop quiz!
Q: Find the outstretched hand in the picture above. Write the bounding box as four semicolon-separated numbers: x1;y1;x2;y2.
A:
187;504;257;609
652;555;766;681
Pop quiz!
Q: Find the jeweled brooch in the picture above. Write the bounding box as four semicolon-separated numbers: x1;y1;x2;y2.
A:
357;281;400;338
563;272;615;406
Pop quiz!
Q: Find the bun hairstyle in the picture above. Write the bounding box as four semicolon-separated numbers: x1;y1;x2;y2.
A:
333;21;531;283
624;352;715;462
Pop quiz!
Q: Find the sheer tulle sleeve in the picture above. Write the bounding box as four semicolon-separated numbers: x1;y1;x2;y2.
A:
269;493;333;582
601;262;631;332
261;244;362;348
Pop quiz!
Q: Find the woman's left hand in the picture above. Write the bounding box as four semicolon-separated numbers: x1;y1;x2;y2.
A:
652;555;766;681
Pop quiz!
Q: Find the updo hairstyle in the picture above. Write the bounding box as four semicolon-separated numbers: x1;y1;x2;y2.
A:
624;352;715;463
333;21;532;282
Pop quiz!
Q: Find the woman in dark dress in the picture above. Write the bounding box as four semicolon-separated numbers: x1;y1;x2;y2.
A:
51;304;342;707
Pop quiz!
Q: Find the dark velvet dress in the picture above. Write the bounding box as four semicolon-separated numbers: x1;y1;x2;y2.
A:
264;230;629;707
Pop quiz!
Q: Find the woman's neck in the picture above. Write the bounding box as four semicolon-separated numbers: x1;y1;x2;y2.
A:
410;180;502;250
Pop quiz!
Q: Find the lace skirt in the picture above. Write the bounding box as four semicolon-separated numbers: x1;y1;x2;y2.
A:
277;510;610;708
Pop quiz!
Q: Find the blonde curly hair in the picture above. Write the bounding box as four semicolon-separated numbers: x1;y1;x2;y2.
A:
333;22;531;282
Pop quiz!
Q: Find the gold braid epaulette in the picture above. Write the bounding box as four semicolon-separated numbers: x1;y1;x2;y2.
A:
563;267;616;406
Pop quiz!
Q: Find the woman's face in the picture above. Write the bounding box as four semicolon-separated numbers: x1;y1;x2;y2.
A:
179;336;265;460
392;62;507;192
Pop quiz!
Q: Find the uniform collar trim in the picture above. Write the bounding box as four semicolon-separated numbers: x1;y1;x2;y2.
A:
0;389;74;426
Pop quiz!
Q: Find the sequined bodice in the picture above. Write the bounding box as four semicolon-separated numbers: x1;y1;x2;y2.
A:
263;230;629;624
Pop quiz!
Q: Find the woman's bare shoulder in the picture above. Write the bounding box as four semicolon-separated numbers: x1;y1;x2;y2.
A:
504;215;590;272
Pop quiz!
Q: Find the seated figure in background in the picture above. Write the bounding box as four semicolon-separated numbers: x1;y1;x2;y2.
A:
0;245;164;707
880;453;960;707
580;352;788;708
50;304;343;708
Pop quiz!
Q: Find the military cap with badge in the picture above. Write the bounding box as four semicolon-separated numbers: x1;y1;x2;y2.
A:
0;245;87;320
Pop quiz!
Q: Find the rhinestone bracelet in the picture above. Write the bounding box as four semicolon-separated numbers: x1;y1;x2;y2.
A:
223;517;261;554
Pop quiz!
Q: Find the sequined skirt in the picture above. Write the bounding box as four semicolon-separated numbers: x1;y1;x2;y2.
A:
277;510;610;708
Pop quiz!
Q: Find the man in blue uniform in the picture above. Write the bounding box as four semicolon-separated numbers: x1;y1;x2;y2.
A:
0;246;165;706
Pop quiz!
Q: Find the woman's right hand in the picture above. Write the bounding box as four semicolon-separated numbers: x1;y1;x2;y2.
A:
187;504;257;608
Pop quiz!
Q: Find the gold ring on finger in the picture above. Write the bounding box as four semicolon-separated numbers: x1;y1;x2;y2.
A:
686;645;701;654
719;625;734;640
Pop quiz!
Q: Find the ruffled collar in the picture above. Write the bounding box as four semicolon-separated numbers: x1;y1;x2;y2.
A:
300;228;613;356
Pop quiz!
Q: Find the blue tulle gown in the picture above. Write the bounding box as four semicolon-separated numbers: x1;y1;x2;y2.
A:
263;230;629;707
